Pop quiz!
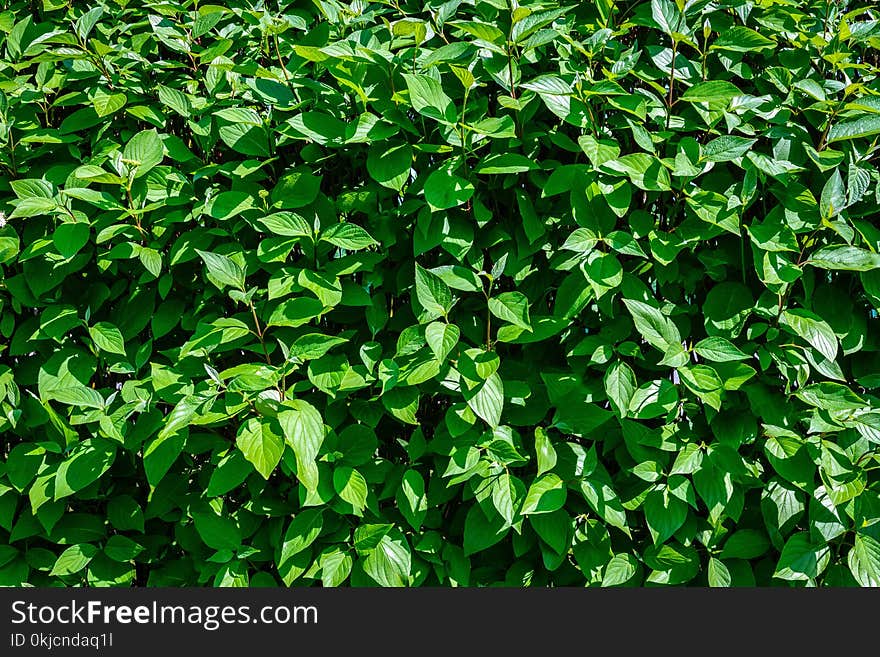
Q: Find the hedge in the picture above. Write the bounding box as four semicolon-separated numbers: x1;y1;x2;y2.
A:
1;0;880;587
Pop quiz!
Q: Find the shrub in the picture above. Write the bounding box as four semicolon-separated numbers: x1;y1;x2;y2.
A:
1;0;880;587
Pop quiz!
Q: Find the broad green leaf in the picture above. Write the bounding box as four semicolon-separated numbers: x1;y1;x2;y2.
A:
396;469;428;530
415;264;453;320
333;466;368;514
88;322;126;356
50;544;98;576
123;129;164;178
623;299;681;352
643;489;687;544
279;509;323;562
362;532;411;587
279;400;325;491
403;73;456;123
828;115;880;143
820;170;846;219
703;136;756;162
681;81;742;104
425;321;459;362
604;360;636;417
650;0;684;36
463;372;504;428
320;223;378;250
488;292;532;331
423;170;474;209
54;439;116;500
367;144;412;190
237;418;284;479
602;554;640;586
694;337;749;362
259;212;312;238
774;532;830;581
780;309;838;362
848;533;880;587
721;530;770;560
195;249;245;290
521;473;566;515
535;427;557;476
711;26;775;52
807;246;880;272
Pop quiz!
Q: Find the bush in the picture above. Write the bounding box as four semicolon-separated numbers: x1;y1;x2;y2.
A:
1;0;880;587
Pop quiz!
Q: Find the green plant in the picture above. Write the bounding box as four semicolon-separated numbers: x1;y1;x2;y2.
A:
1;0;880;587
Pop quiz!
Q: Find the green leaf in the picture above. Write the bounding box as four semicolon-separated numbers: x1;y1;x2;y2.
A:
702;282;753;337
474;153;538;174
333;466;368;514
425;321;459;363
237;418;284;479
320;223;378;250
827;114;880;143
53;222;90;259
530;509;571;555
694;337;749;362
218;123;270;156
403;73;456;123
423;170;474;210
820;170;846;219
521;473;566;515
848;533;880;587
415;264;453;320
650;0;684;36
50;385;105;409
195;249;245;290
207;451;254;497
367;143;412;191
780;309;838;362
271;168;322;209
396;469;428;530
92;91;126;117
88;322;127;356
774;532;831;581
720;530;770;560
703;136;756;162
463;504;510;556
711;26;775;52
604;360;636;417
561;228;598;253
279;400;325;492
681;81;742;104
488;292;532;331
122;129;164;178
54;439;116;500
602;554;640;586
643;489;687;544
623;299;681;352
50;544;98;576
192;508;241;551
463;371;504;428
279;509;324;564
535;427;557;476
491;472;519;524
259;212;312;238
268;297;324;328
807;245;880;272
362;531;411;587
75;7;104;41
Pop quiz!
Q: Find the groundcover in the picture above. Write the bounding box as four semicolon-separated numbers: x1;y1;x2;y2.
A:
1;0;880;587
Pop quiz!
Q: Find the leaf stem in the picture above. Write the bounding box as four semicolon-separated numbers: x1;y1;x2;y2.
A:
272;34;290;83
249;300;272;365
666;39;678;130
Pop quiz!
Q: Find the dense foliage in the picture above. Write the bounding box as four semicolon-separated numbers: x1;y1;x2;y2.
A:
1;0;880;587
